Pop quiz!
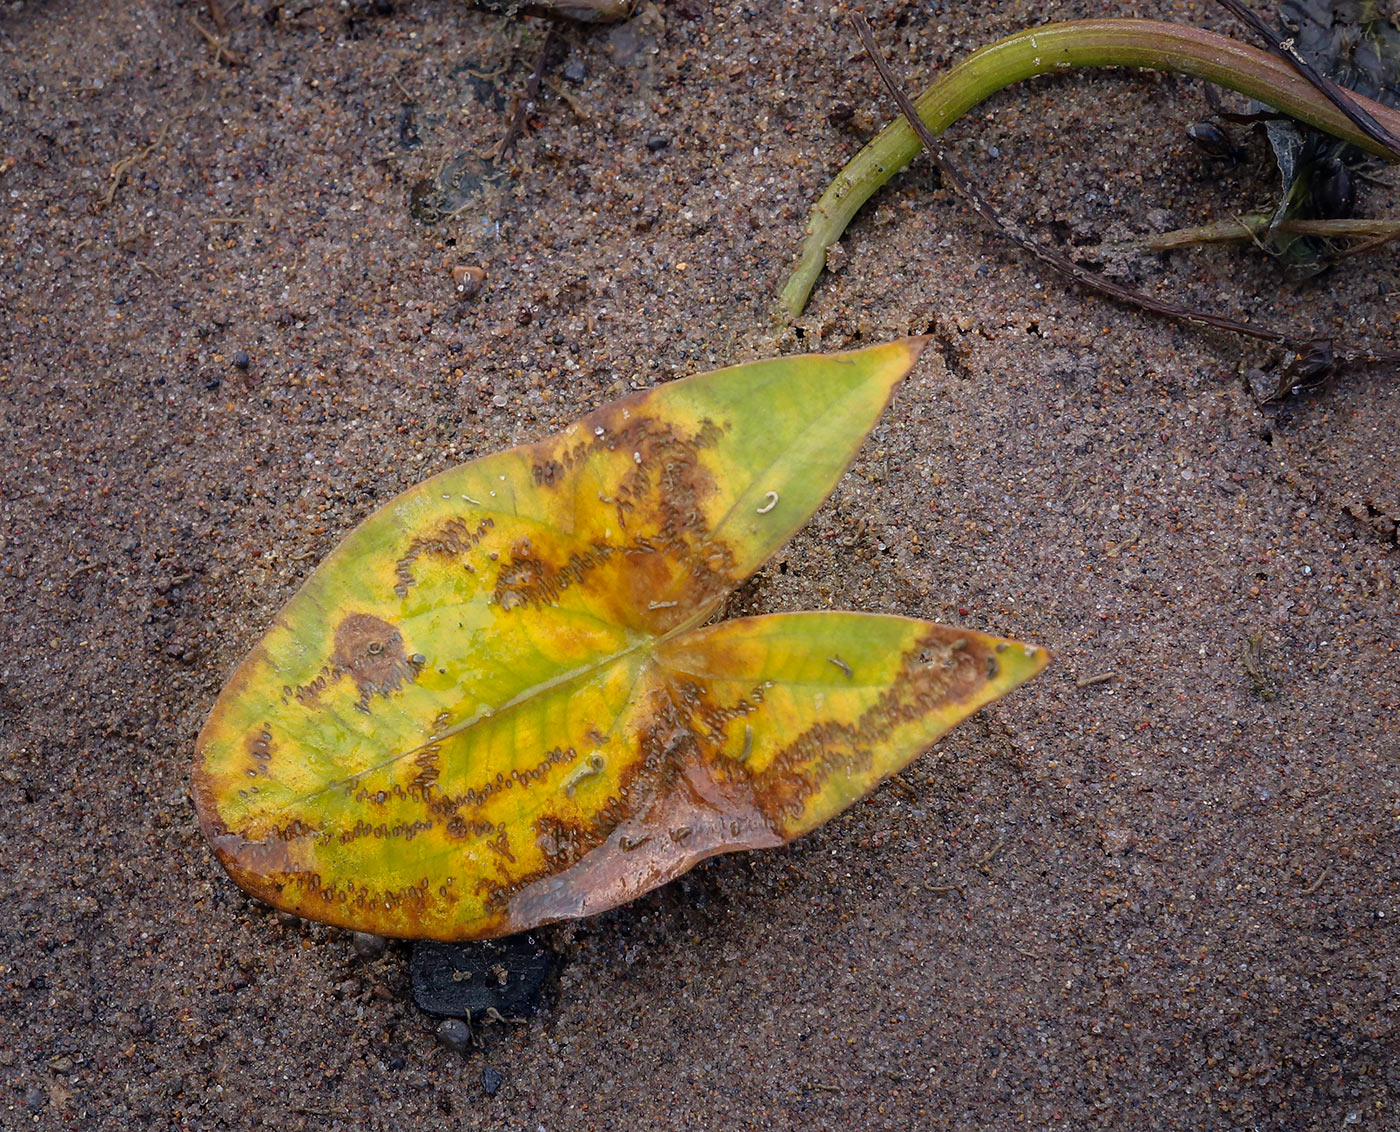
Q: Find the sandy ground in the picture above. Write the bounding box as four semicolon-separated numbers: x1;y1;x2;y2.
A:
2;0;1398;1128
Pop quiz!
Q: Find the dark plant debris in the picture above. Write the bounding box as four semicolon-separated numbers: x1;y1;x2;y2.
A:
1211;0;1400;270
410;936;561;1021
1241;633;1278;701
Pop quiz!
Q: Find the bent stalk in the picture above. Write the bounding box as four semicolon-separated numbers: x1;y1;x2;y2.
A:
778;18;1400;320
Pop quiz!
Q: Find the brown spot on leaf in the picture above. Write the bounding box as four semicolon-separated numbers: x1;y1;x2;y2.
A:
521;410;739;628
331;612;419;709
430;745;577;821
393;516;494;596
745;630;986;827
494;540;617;613
243;723;275;779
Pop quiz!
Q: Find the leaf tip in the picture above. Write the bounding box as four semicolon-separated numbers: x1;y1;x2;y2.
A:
991;636;1051;681
861;333;933;376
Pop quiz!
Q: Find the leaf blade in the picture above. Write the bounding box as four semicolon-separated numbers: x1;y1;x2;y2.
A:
192;338;1048;942
652;612;1049;839
495;612;1048;933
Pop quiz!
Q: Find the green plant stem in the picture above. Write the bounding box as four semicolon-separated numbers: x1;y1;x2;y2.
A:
778;18;1400;320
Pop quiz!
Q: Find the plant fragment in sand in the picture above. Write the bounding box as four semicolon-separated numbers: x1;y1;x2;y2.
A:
193;340;1048;941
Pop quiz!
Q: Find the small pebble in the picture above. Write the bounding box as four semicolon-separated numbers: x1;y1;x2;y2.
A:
233;350;250;370
450;264;485;297
563;59;586;83
435;1018;472;1054
645;135;670;152
482;1065;503;1097
24;1086;45;1113
1185;120;1236;159
352;931;388;959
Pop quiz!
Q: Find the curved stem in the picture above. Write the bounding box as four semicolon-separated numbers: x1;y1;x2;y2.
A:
778;18;1400;320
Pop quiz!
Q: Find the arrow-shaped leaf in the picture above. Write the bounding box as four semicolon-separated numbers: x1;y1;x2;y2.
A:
193;339;1048;940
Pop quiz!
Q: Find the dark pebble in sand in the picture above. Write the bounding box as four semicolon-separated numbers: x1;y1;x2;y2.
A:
410;935;559;1019
24;1086;45;1113
435;1018;472;1054
352;931;388;959
482;1065;503;1096
233;351;250;370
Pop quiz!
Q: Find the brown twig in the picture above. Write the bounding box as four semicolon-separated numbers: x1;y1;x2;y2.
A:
850;15;1400;400
1215;0;1400;159
545;76;591;122
850;16;1289;347
489;29;558;163
205;0;230;36
102;122;172;208
1144;215;1400;256
189;14;242;67
1265;337;1400;403
887;774;918;800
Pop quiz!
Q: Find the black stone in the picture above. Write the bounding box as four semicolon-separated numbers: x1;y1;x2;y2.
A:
410;935;559;1020
481;1065;503;1096
351;931;388;959
1185;121;1238;160
435;1018;472;1053
233;351;250;370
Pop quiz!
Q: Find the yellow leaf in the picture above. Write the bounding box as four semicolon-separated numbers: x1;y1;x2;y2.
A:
193;338;1049;939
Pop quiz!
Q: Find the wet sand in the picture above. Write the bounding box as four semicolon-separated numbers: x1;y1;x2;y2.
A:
2;1;1397;1128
